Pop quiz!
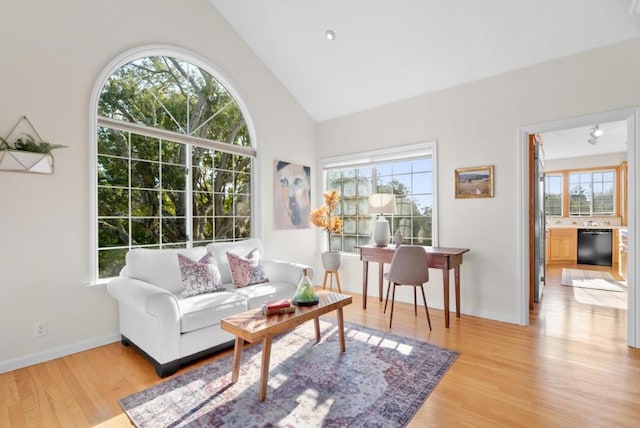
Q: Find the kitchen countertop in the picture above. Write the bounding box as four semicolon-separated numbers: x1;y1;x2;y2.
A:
546;224;626;230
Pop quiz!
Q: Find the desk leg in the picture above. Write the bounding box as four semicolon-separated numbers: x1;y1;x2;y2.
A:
454;266;461;318
443;269;450;328
231;336;244;383
362;260;369;309
337;307;346;353
259;336;273;402
378;262;384;302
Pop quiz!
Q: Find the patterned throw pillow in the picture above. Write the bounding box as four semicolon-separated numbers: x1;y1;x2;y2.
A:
226;248;269;287
178;252;224;297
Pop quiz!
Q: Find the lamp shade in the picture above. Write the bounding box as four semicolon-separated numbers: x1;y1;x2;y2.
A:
367;193;397;215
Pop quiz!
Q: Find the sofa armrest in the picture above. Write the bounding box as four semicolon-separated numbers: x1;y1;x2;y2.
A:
107;276;180;317
107;276;182;364
263;259;313;285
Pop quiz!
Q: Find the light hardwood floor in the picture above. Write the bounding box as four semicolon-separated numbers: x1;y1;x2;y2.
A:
1;265;639;427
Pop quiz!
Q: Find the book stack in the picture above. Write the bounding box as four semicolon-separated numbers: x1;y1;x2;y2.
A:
262;299;295;316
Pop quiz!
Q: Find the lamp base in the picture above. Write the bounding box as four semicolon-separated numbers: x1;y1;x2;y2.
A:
373;216;391;247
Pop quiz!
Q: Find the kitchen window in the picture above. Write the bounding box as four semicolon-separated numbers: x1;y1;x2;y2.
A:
545;174;563;216
569;169;615;216
321;142;437;254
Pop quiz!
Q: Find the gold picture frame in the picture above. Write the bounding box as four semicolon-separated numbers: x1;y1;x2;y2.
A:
455;165;494;198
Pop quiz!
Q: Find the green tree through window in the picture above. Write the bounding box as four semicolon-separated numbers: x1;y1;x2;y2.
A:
323;144;436;253
568;170;615;216
96;56;253;278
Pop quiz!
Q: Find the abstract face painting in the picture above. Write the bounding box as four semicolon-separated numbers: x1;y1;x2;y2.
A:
274;160;311;229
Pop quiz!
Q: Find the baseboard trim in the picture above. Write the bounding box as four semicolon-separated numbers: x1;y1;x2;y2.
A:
0;333;121;374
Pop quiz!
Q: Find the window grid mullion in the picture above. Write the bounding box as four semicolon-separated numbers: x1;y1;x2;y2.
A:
185;144;193;248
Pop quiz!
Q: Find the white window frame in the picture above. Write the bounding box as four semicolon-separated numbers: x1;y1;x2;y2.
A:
320;141;438;253
88;45;259;284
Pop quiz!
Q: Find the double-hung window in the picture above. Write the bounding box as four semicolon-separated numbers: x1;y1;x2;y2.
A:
95;55;254;279
544;173;563;216
321;142;437;254
568;169;615;216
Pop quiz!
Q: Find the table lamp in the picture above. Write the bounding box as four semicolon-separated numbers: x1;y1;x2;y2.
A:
368;193;396;247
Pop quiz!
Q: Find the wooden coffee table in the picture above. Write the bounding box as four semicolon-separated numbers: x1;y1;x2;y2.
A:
220;290;352;401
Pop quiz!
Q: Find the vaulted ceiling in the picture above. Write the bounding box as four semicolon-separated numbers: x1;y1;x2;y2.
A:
210;0;640;122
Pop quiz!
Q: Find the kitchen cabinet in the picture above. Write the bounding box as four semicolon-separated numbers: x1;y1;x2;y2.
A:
547;228;577;263
619;229;628;280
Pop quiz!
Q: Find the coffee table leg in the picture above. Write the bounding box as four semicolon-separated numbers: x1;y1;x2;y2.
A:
259;336;273;401
337;307;346;353
231;336;244;383
314;317;321;342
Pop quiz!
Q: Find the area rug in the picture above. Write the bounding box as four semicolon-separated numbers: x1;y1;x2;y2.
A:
120;318;459;427
561;268;625;292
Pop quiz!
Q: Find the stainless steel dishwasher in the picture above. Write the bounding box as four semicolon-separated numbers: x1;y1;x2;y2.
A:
577;228;613;266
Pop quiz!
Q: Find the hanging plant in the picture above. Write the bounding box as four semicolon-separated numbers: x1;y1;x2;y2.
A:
0;134;67;154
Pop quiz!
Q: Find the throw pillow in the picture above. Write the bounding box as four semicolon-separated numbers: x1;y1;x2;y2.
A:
226;248;269;287
178;252;224;297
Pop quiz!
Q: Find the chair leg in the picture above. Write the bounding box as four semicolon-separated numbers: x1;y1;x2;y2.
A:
413;287;417;316
384;281;392;313
420;285;432;331
389;284;396;328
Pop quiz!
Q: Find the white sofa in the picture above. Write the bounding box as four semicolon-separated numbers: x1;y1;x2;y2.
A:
107;238;312;377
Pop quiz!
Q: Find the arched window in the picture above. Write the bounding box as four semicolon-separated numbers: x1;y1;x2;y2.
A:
94;54;254;279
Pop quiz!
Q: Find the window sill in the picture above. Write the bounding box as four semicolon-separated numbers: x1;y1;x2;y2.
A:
86;278;111;289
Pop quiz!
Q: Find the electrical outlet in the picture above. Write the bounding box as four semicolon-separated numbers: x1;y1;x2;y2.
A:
35;321;47;337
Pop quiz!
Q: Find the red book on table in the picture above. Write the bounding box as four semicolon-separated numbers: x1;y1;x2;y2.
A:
266;299;291;310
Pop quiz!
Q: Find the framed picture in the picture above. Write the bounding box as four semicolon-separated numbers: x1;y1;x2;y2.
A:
455;165;494;198
274;160;311;229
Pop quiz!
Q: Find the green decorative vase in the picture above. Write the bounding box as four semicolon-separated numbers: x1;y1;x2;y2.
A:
293;268;319;306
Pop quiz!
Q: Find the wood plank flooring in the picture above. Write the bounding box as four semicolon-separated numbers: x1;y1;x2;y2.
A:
1;264;639;427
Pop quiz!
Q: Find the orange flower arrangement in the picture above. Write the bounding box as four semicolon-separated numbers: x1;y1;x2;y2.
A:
309;190;343;252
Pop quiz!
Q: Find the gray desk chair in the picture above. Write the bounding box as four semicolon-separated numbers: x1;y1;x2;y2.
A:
383;245;432;330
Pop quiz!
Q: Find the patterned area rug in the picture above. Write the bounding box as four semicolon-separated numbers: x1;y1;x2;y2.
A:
120;318;459;427
561;268;625;292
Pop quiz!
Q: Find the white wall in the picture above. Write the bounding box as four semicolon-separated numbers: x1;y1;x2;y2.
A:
317;37;640;324
0;0;317;370
545;152;626;171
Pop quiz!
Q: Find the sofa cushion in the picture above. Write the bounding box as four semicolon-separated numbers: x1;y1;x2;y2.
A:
206;239;265;284
178;253;224;297
234;281;297;310
227;248;269;287
177;290;247;333
126;247;208;294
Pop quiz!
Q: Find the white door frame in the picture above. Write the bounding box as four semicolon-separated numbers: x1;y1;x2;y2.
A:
517;108;639;348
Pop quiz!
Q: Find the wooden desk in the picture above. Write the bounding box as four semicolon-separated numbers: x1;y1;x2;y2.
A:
356;245;470;328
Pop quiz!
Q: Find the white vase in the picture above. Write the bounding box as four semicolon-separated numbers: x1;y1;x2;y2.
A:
321;251;341;271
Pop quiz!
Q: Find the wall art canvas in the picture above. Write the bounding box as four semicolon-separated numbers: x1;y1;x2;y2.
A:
274;160;311;229
455;165;494;198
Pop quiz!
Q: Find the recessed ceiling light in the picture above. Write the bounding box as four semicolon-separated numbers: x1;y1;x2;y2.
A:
325;30;336;41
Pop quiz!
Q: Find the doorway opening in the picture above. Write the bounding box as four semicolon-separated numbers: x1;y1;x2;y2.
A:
519;108;638;348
